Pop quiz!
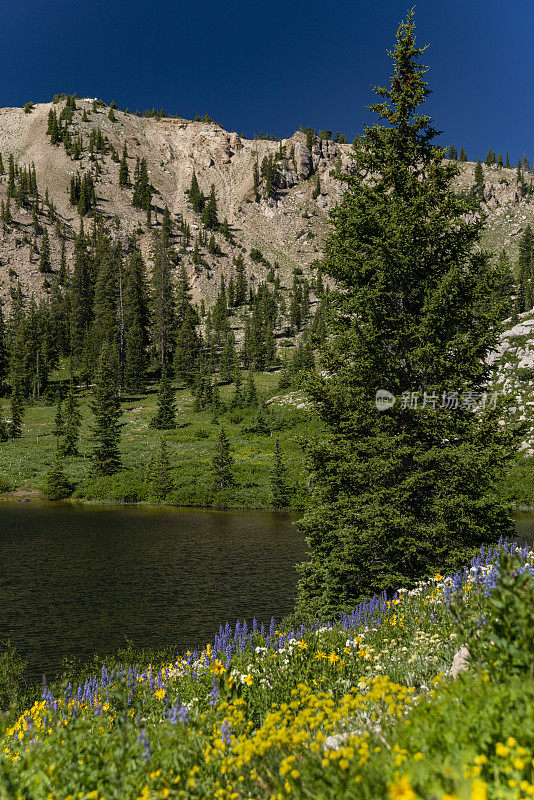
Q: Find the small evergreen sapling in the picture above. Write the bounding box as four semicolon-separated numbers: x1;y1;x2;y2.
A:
212;428;235;489
61;382;82;456
151;369;176;429
44;447;74;500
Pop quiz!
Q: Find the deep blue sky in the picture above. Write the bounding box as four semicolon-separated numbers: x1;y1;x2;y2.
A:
1;0;531;162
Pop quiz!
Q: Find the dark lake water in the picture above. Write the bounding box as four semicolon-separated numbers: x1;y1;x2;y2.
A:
1;502;533;682
0;503;305;680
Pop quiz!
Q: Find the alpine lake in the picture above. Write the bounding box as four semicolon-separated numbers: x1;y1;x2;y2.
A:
1;502;533;681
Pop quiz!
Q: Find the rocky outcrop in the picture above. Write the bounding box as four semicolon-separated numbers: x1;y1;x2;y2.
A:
450;646;470;678
294;142;313;180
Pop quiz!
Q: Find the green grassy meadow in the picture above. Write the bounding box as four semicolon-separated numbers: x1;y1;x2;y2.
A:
0;368;321;508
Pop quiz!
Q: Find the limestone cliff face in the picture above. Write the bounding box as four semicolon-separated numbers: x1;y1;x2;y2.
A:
0;102;353;310
0;99;533;315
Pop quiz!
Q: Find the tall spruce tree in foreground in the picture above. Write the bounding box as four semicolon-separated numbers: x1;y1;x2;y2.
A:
90;343;122;475
295;12;519;620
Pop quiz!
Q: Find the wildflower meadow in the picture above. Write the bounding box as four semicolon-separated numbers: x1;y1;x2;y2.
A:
1;540;533;800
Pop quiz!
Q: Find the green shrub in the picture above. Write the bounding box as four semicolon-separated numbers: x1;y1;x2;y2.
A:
0;477;11;493
452;552;534;679
346;674;534;800
496;455;534;508
0;642;27;712
74;471;148;503
225;408;246;424
517;366;534;382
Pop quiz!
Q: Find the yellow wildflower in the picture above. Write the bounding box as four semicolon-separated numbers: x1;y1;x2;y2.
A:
388;773;416;800
328;650;340;665
470;779;487;800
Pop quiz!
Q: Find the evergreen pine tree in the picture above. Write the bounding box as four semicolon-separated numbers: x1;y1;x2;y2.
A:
58;239;68;285
295;12;519;618
212;428;235;489
447;144;457;160
90;342;122;475
44;446;73;500
39;228;52;273
0;302;7;394
150;228;176;368
62;381;82;456
220;332;238;383
119;143;130;187
458;146;467;162
505;151;511;168
201;184;219;230
234;255;247;305
270;438;290;508
69;224;94;360
147;436;174;501
188;170;204;213
231;368;244;407
124;322;147;392
244;369;258;407
173;310;201;386
151;368;176;429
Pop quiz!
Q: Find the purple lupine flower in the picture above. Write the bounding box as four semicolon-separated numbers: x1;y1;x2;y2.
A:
221;719;232;746
137;728;151;761
209;680;220;707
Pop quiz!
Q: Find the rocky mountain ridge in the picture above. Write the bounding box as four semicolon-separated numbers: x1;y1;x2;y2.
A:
0;99;532;453
2;98;534;312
